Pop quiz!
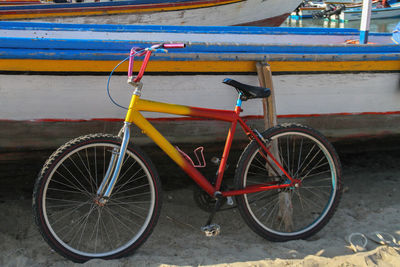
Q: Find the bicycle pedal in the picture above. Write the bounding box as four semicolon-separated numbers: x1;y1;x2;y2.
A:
201;224;220;237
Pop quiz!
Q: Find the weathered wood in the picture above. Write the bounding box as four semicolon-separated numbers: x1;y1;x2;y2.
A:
256;62;293;231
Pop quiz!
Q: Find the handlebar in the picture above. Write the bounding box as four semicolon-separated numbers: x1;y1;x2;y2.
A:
162;43;186;49
128;43;186;83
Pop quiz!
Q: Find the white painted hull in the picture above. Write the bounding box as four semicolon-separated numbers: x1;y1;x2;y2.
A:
1;72;399;147
5;72;400;119
1;73;399;120
24;0;301;26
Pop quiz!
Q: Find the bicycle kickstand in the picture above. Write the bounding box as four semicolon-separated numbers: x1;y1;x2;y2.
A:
201;192;224;237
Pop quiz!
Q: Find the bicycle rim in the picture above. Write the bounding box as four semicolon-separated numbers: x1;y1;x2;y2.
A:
241;129;339;237
41;142;156;258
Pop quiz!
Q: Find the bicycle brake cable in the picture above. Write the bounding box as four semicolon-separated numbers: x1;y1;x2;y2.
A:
106;47;167;109
106;50;142;110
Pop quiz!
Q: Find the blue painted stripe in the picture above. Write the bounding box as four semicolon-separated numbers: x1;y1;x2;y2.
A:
0;21;386;36
360;30;369;44
0;48;399;61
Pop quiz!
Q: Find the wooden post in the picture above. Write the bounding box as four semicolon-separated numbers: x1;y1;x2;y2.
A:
256;62;293;232
256;62;277;130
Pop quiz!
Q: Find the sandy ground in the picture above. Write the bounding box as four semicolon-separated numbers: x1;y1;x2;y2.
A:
1;143;400;266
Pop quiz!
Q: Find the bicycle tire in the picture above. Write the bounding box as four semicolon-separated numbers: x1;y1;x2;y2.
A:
33;134;162;262
234;124;342;241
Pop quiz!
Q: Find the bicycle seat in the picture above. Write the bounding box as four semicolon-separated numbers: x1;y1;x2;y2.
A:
223;78;270;101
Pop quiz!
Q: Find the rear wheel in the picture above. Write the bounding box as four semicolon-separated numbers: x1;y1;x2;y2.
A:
33;134;162;262
234;124;342;241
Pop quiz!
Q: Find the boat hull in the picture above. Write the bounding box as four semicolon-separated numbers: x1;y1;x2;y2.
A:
0;0;301;27
1;72;399;150
0;22;399;151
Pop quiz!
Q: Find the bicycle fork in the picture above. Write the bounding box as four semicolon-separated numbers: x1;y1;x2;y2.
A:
95;122;131;204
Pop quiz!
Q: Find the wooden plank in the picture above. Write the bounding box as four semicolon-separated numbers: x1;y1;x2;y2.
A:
256;62;277;130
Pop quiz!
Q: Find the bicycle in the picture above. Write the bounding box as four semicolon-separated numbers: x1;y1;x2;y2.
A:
32;43;343;263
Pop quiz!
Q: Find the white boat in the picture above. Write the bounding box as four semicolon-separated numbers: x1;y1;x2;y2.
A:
0;21;399;150
0;0;302;27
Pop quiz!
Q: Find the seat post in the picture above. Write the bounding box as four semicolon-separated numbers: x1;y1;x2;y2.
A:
236;92;243;109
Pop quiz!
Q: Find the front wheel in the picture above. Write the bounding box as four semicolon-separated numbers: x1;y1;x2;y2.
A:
234;124;342;241
33;134;162;262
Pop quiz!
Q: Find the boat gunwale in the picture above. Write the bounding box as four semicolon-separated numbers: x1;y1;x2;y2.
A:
0;21;392;37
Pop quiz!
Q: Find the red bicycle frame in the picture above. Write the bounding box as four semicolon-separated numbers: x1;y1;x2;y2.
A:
124;44;300;198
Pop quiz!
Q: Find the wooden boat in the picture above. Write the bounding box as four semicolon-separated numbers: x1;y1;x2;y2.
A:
0;21;399;151
0;0;41;5
0;0;302;27
341;2;400;21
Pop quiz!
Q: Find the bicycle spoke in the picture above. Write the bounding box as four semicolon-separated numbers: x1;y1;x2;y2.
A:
295;188;326;210
301;185;332;199
291;136;296;176
103;206;141;233
110;191;151;202
47;186;88;195
58;164;91;197
252;194;280;215
294;144;317;178
99;209;114;250
301;170;332;181
106;200;147;220
296;138;304;178
67;154;96;195
112;182;149;196
54;170;90;196
76;149;98;194
263;197;281;225
108;199;149;211
60;203;96;247
301;161;330;181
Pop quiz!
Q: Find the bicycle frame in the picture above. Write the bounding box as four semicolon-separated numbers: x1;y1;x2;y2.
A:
98;45;300;200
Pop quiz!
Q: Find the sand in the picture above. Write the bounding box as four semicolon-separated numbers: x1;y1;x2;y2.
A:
1;147;400;266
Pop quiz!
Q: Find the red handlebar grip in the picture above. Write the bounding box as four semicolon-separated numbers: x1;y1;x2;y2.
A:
163;43;186;48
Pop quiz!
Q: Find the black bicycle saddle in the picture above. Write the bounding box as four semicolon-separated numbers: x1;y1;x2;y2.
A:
223;78;271;101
